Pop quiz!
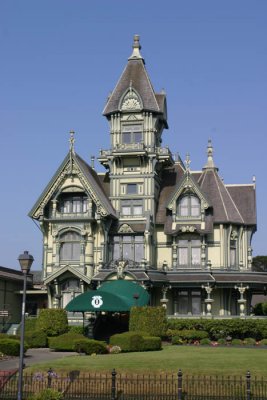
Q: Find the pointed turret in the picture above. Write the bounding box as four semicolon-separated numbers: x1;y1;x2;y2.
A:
103;35;166;120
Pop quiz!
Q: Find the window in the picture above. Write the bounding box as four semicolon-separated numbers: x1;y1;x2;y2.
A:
109;235;144;263
127;184;137;194
59;231;81;261
177;290;202;315
177;195;200;217
121;200;143;216
59;194;88;213
178;239;201;267
230;240;236;267
122;125;142;144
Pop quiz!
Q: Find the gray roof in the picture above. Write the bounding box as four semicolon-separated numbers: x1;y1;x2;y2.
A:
103;57;166;117
156;163;256;228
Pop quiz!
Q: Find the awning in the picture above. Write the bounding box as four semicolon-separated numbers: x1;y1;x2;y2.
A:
65;280;150;312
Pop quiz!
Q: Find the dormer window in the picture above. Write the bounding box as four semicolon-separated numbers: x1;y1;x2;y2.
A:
122;125;142;144
177;195;200;217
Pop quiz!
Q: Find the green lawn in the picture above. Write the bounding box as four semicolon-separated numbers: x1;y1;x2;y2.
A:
28;345;267;377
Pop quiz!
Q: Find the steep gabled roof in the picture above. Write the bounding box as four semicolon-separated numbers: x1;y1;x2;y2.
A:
198;168;244;224
226;184;256;225
103;35;165;118
29;152;116;219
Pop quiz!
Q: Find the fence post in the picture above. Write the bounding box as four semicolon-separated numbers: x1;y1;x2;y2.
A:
111;368;117;400
246;371;251;400
47;367;53;388
178;369;183;400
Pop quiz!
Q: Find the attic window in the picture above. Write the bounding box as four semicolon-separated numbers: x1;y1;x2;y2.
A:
59;194;88;213
177;195;200;217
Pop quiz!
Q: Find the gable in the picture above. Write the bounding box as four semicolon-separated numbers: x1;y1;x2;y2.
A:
29;152;116;220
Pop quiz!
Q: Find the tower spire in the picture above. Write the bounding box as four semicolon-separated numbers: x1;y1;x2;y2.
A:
185;153;191;172
128;34;143;60
203;139;217;170
69;130;75;154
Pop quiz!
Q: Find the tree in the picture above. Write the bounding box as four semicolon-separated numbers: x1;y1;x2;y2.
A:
252;256;267;272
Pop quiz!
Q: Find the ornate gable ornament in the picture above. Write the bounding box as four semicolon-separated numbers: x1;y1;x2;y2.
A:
30;154;109;219
120;86;142;111
118;223;134;233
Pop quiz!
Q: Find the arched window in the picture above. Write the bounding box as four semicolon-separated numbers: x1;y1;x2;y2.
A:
177;195;200;217
59;231;81;261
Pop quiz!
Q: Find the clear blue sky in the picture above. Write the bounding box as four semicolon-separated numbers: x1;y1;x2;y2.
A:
1;1;266;270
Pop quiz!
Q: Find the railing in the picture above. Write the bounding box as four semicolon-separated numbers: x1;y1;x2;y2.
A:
1;370;267;399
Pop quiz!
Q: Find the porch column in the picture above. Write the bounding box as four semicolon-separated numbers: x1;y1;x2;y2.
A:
160;285;171;309
235;283;249;317
202;283;214;317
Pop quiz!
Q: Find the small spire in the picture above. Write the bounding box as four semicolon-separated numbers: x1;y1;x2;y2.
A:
91;155;95;170
203;139;217;170
69;130;75;154
128;34;143;60
185;153;191;171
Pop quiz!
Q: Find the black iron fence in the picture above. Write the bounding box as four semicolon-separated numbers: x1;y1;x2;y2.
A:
1;369;267;399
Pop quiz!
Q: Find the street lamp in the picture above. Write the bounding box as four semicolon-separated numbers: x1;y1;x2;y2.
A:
17;251;34;400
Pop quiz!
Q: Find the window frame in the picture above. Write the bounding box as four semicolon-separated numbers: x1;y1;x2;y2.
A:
59;231;81;262
122;124;143;144
109;235;144;263
177;238;201;268
121;199;143;217
177;194;201;218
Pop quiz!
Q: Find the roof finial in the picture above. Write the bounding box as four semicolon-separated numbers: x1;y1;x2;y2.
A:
203;138;217;170
129;34;143;60
185;153;191;171
69;130;75;154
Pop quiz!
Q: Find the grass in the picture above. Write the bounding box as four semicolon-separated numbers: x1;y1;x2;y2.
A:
27;345;267;377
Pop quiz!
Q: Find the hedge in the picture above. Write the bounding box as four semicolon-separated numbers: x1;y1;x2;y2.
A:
167;318;267;340
36;309;68;337
167;329;208;342
110;331;161;352
0;338;28;356
129;306;167;337
49;332;85;351
25;330;47;348
73;339;108;355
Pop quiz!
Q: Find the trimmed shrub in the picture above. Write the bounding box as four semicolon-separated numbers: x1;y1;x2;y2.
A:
259;339;267;346
168;330;208;343
171;336;184;345
0;338;28;356
49;332;85;351
231;339;243;346
17;318;38;334
167;318;267;340
28;388;63;400
25;330;47;348
243;338;256;346
142;336;162;351
217;338;226;345
110;331;161;352
68;326;84;335
36;309;68;337
200;338;211;345
73;339;108;355
129;306;167;337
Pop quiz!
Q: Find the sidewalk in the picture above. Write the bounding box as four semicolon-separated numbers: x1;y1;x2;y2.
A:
0;348;78;371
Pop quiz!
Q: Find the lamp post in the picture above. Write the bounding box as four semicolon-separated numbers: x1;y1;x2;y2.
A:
17;251;34;400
